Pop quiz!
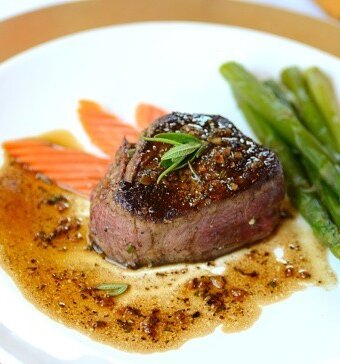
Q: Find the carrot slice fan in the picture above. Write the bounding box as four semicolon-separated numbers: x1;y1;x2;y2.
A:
3;139;110;198
135;103;167;130
78;100;139;156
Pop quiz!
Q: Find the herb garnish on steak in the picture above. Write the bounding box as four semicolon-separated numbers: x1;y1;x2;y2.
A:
143;132;208;182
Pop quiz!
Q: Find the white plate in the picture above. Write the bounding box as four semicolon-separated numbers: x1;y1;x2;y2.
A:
0;22;339;364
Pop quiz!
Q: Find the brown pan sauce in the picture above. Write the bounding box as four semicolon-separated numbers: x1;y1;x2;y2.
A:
0;158;335;353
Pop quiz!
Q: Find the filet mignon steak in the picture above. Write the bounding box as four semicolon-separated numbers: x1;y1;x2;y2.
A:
90;113;285;268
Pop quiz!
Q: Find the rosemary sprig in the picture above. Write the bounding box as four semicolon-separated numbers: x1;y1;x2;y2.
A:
144;132;208;182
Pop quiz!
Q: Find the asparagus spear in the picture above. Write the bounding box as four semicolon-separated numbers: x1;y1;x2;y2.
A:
304;67;340;151
220;62;340;199
263;80;293;109
303;159;340;228
281;67;340;162
234;92;340;258
264;77;340;227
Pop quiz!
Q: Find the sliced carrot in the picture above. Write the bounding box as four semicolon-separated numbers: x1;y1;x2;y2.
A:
135;103;167;130
78;99;139;156
3;139;110;198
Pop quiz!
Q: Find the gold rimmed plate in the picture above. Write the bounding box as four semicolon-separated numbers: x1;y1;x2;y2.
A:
0;2;339;363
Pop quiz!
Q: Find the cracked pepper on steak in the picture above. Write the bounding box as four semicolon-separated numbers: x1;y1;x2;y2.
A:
90;112;285;268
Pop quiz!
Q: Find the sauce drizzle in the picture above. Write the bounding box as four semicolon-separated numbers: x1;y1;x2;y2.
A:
0;163;336;353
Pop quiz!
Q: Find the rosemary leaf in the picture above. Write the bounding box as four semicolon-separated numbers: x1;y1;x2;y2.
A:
143;137;181;146
154;132;201;144
157;156;186;183
96;283;129;297
161;143;201;161
160;159;172;168
173;153;197;170
195;142;208;158
106;286;128;297
144;131;208;182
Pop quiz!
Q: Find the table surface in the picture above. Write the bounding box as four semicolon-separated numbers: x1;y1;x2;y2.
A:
0;0;330;21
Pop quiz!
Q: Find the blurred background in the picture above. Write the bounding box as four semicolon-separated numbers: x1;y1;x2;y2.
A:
0;0;339;21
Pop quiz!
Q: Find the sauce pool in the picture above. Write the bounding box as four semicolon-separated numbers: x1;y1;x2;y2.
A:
0;162;336;353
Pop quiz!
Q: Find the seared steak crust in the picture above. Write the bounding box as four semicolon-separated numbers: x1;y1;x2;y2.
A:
90;113;285;268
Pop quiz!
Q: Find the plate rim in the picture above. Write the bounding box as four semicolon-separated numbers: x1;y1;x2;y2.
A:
0;12;340;364
1;0;340;63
